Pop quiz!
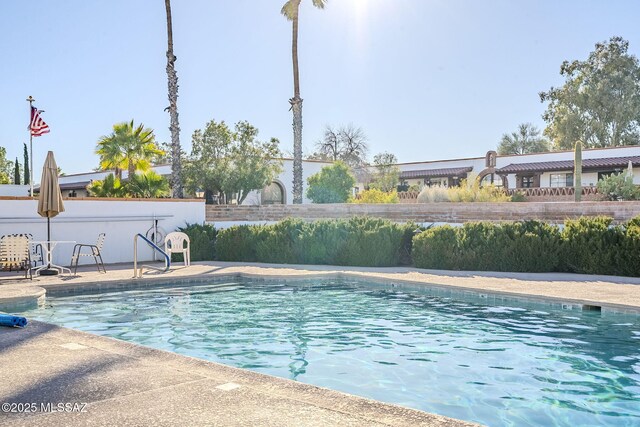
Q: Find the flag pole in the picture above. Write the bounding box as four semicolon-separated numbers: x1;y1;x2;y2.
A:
26;95;34;198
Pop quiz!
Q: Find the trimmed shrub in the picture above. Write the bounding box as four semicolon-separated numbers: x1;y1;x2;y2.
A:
413;220;561;273
215;225;259;261
412;225;459;270
560;216;623;275
173;223;217;262
214;216;413;267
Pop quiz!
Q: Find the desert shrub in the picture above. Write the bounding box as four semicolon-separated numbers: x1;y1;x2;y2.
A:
215;224;259;261
173;223;216;262
350;188;399;204
560;216;624;275
417;186;451;203
449;179;510;202
597;171;640;201
510;192;527;202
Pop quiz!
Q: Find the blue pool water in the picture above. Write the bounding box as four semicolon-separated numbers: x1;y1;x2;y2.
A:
18;280;640;427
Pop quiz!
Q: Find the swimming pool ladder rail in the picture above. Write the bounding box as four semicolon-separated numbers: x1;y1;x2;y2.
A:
133;233;171;278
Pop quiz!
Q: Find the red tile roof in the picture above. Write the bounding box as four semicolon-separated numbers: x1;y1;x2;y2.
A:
497;156;640;174
399;167;473;179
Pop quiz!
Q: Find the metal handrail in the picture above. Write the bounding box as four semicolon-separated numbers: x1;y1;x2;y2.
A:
133;233;171;278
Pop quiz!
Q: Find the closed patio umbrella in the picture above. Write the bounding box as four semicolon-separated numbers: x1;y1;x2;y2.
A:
37;151;65;275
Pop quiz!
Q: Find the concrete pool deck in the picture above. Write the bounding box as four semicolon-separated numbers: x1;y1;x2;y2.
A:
2;261;640;426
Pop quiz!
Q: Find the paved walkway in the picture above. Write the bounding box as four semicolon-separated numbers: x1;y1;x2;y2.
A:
0;321;474;426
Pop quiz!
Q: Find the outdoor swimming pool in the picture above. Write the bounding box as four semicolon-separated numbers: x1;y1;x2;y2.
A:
19;279;640;427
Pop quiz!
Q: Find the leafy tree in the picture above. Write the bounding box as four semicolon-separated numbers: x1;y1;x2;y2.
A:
497;123;550;155
0;146;11;184
23;143;29;185
13;158;20;184
306;161;355;203
184;119;283;204
281;0;327;204
312;124;369;167
540;37;640;149
96;120;164;180
370;152;400;192
87;174;128;197
128;170;170;198
164;0;183;198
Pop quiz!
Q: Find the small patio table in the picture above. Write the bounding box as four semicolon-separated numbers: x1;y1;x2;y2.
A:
31;240;75;276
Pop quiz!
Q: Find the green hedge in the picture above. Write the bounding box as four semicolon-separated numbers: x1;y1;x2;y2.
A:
413;217;640;276
172;223;217;262
215;217;416;267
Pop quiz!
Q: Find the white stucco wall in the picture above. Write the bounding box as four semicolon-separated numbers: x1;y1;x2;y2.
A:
0;198;204;266
240;159;333;205
0;185;30;197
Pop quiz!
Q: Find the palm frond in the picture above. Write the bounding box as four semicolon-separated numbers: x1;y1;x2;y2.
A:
281;0;300;20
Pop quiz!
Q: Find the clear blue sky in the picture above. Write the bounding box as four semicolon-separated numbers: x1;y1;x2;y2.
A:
2;0;640;177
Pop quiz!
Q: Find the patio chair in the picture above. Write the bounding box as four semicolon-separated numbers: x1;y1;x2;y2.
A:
164;232;191;267
70;233;106;274
13;234;43;267
0;235;32;279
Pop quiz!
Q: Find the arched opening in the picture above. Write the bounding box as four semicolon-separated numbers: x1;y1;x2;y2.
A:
479;172;503;187
261;181;286;205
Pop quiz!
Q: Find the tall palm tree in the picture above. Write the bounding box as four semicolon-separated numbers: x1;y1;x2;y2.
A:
165;0;183;198
96;120;164;180
281;0;326;204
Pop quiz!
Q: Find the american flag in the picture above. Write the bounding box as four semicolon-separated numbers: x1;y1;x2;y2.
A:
30;105;50;137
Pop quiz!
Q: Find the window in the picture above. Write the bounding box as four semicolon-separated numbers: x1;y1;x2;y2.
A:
261;181;285;205
550;173;573;187
598;170;620;181
427;177;447;187
521;176;534;188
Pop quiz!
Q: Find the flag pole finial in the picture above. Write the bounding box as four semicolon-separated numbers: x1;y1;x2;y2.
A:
26;95;35;103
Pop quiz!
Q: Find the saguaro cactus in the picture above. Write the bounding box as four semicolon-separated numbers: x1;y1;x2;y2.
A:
574;141;582;202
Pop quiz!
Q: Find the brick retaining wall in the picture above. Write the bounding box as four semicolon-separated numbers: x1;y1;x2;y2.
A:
206;202;640;224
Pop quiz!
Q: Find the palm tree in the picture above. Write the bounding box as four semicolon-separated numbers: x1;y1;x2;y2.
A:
87;174;128;198
96;120;164;180
281;0;326;204
164;0;183;198
128;170;170;198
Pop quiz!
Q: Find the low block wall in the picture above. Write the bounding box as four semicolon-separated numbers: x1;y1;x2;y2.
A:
206;202;640;225
1;197;205;265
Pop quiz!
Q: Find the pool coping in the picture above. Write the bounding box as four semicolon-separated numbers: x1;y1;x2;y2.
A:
2;263;640;315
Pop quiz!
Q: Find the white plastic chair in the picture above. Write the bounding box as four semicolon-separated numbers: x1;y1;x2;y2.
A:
164;232;190;266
